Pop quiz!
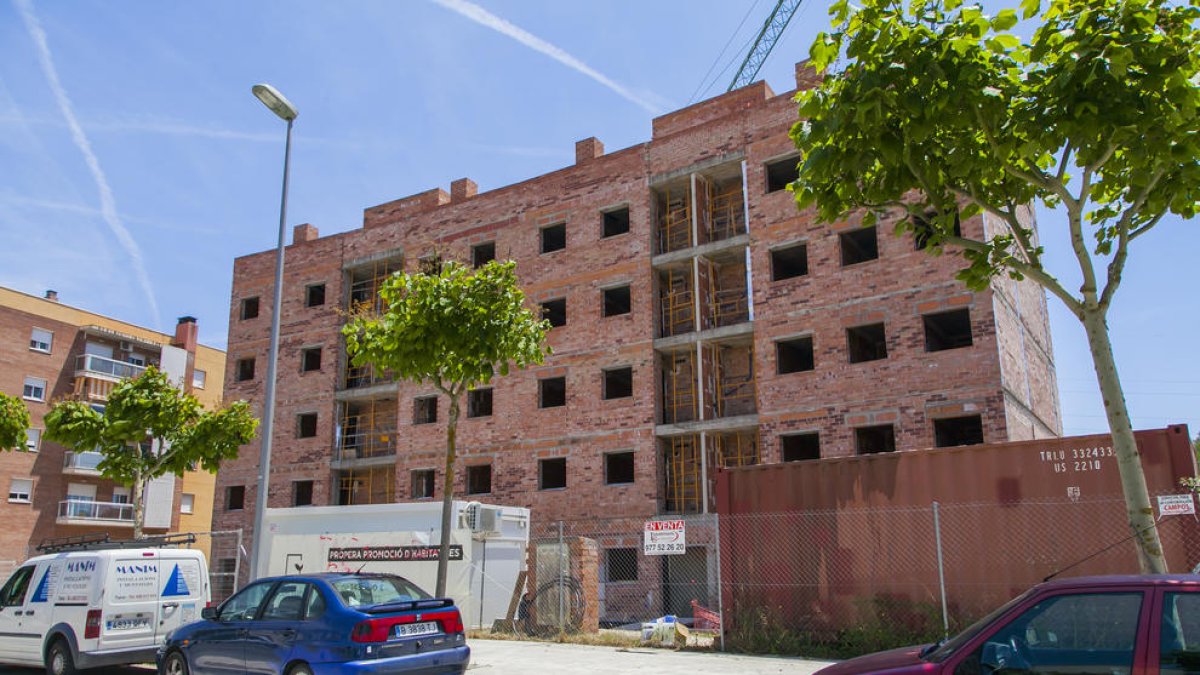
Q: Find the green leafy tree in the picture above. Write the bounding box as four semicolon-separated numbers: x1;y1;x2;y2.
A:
44;366;258;539
792;0;1199;572
0;393;31;451
343;259;550;596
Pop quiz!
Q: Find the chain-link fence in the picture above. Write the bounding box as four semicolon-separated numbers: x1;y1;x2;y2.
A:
182;529;244;604
493;494;1200;657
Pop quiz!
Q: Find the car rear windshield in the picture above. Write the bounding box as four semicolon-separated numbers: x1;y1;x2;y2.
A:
331;576;430;608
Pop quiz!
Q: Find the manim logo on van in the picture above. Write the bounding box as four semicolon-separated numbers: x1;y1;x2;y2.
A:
115;564;157;575
66;560;96;573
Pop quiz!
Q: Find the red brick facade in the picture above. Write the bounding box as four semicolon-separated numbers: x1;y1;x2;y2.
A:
213;65;1060;560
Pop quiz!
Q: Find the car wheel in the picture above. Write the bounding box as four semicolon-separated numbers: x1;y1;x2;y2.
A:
287;664;313;675
45;638;77;675
162;650;190;675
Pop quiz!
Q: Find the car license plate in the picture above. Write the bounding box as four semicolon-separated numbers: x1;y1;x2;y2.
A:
393;621;439;638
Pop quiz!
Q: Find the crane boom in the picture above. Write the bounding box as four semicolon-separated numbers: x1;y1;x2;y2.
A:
728;0;804;91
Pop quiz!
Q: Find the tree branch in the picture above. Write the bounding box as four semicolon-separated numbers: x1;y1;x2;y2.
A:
973;107;1075;206
948;187;1041;269
945;234;1083;316
1099;168;1166;310
1056;142;1073;183
1128;211;1165;242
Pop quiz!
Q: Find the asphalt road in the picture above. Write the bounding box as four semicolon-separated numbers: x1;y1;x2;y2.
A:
0;639;836;674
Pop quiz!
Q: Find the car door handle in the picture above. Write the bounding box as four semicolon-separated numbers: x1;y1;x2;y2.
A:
12;610;23;616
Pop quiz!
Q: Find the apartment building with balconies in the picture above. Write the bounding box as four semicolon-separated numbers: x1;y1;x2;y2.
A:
214;63;1061;586
0;286;225;562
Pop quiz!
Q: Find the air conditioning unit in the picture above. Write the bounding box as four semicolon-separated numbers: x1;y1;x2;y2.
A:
459;502;502;538
459;501;482;530
118;341;134;352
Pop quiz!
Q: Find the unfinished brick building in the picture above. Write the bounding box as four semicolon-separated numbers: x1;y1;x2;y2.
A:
214;63;1060;591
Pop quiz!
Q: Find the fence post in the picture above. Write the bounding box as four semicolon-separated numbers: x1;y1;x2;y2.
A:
234;528;244;595
714;512;725;652
558;520;565;635
932;501;949;638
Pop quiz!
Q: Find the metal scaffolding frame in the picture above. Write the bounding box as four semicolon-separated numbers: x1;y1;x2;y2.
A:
336;465;395;505
336;398;398;461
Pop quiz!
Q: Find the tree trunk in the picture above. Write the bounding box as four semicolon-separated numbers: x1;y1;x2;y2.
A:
435;396;461;598
1081;307;1167;573
133;471;147;541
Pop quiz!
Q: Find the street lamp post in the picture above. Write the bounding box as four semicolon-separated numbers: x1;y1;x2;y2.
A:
249;83;297;580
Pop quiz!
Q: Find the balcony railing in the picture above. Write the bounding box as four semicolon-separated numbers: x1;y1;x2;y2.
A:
335;427;398;462
57;499;134;525
75;354;147;381
63;451;103;473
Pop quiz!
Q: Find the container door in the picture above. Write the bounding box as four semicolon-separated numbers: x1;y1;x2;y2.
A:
99;555;159;651
156;557;205;641
0;564;39;663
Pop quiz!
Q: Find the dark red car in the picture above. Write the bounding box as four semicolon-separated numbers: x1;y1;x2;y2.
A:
817;575;1200;675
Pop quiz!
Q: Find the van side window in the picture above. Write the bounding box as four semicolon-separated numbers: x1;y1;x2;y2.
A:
0;565;35;607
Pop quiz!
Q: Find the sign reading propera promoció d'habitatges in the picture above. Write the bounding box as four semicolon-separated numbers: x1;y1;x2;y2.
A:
327;545;464;562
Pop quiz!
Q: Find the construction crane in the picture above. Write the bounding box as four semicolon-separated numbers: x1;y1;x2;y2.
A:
728;0;804;91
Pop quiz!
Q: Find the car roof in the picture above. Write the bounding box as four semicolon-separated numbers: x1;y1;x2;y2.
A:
1039;574;1200;590
253;572;415;584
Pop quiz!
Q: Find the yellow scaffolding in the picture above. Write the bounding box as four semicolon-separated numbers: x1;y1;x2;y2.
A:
663;435;702;514
337;399;398;461
708;179;746;242
659;269;695;337
708;259;749;328
661;352;698;424
656;187;693;254
348;258;404;314
710;430;760;469
337;465;395;505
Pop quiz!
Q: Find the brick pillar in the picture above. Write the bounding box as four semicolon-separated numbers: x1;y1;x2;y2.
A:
293;223;319;243
451;178;478;203
575;137;604;164
795;60;823;91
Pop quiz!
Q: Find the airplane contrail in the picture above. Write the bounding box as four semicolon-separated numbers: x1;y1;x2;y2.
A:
15;0;163;329
430;0;663;115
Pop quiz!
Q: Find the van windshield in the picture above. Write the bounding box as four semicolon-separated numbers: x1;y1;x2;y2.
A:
331;576;430;608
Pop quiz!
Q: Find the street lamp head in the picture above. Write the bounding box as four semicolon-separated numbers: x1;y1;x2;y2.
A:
252;83;298;122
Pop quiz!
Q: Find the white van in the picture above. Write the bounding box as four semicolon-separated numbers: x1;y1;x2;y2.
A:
0;542;209;674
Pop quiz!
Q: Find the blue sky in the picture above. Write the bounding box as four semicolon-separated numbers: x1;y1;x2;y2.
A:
0;0;1195;438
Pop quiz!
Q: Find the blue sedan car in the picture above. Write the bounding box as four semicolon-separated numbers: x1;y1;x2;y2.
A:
158;572;470;675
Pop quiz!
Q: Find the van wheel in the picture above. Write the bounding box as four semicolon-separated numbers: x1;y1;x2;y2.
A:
45;638;76;675
162;650;190;675
287;664;313;675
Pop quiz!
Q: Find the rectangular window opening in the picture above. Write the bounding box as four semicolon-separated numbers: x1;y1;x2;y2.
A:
296;413;318;439
293;480;314;507
933;415;985;447
541;223;566;253
913;213;962;250
466;465;492;495
306;284;326;307
180;493;194;514
226;485;246;511
603;367;633;400
776;336;815;374
847;323;888;363
192;369;207;390
539;376;566;408
236;358;256;382
765;156;800;193
240;297;260;320
855;425;896;455
472;242;496;268
8;478;32;503
605;548;638;582
29;328;52;353
541;298;567;328
301;347;322;372
781;433;820;462
467;388;493;418
771;243;809;281
924;309;973;352
602;286;631;317
602;208;630;238
411;470;435;499
840;227;879;266
539;457;567;490
25;428;41;452
413;396;438;425
604;451;635;485
22;377;47;401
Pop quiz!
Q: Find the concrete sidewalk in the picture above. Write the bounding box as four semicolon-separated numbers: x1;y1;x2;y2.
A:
468;639;836;674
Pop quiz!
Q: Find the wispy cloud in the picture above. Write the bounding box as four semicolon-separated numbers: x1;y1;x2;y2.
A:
430;0;663;115
0;192;220;235
0;114;359;147
15;0;162;329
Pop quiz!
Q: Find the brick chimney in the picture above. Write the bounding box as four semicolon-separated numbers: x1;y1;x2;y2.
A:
575;137;604;164
173;316;198;352
450;178;478;203
44;290;58;302
293;223;319;244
